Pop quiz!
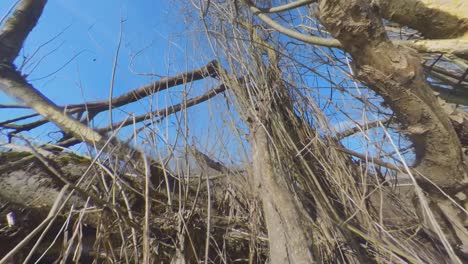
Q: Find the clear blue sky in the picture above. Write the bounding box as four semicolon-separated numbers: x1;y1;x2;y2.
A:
0;0;246;162
2;0;191;104
0;1;408;167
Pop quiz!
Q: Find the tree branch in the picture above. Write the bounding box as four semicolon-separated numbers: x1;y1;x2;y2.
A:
335;118;391;140
0;65;105;145
99;83;228;133
252;0;314;13
245;0;468;55
0;0;47;63
64;60;220;114
335;146;402;172
317;0;466;188
54;83;228;148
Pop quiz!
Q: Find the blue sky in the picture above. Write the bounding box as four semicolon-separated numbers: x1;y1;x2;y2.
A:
0;1;409;168
0;0;248;162
3;0;190;103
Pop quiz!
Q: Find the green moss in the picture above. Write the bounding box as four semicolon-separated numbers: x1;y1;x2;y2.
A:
0;151;32;162
0;150;91;166
55;153;91;166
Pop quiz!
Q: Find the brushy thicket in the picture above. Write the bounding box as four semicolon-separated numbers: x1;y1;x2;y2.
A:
0;1;467;263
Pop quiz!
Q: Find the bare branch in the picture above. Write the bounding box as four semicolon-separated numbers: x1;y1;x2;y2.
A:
0;62;221;138
0;103;28;108
0;113;38;127
335;118;391;140
375;0;468;39
99;83;227;134
65;60;219;114
0;0;47;63
251;0;315;13
53;83;228;148
0;65;105;145
245;1;468;55
245;1;341;48
336;146;402;172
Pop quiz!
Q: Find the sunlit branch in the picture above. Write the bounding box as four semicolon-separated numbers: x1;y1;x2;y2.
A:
0;0;47;63
0;66;105;145
335;118;391;140
245;1;468;55
55;83;228;148
249;0;315;13
0;103;29;108
0;0;110;147
0;61;222;138
336;146;402;172
65;60;219;113
246;1;341;48
99;83;227;133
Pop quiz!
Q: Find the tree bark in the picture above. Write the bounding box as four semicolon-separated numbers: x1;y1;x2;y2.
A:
0;0;47;63
376;0;468;39
250;116;316;264
318;0;468;257
0;152;87;210
318;0;466;188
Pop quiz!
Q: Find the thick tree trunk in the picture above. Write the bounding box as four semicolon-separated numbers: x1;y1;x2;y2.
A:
318;0;468;257
0;153;87;210
250;118;316;263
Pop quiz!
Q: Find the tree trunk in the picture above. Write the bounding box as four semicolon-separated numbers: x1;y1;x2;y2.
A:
250;116;316;263
0;152;88;210
318;0;468;258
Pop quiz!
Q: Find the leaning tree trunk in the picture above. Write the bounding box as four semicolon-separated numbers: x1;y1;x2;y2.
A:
249;110;316;263
217;17;377;262
226;35;316;262
318;0;468;258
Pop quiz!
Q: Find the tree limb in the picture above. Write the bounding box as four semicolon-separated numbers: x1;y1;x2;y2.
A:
335;118;391;140
64;60;220;114
245;0;468;55
252;0;314;13
0;66;105;145
0;0;47;63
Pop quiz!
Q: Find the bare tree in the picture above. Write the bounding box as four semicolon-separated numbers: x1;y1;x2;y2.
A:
1;0;468;263
195;0;468;263
0;1;245;263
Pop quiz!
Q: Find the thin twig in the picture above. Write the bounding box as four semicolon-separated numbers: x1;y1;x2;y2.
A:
142;152;151;264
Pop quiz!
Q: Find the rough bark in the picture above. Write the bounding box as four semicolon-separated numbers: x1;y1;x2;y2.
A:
0;152;87;210
250;117;316;264
318;0;466;188
318;0;468;257
0;0;47;63
0;151;143;225
376;0;468;39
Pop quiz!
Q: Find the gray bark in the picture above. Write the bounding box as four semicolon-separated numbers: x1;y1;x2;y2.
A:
318;0;468;259
250;119;316;263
